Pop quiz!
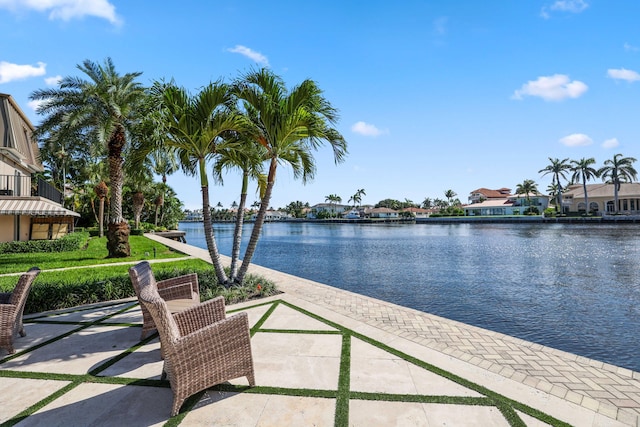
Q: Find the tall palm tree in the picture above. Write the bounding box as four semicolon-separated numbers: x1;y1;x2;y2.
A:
325;194;342;217
149;148;178;225
539;157;570;213
233;68;347;284
570;157;599;214
515;179;539;211
598;154;638;214
349;188;366;208
444;189;457;206
422;197;433;209
31;58;145;257
94;181;109;237
156;81;245;284
214;138;266;279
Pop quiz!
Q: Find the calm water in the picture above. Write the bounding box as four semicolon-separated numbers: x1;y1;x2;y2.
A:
179;221;640;371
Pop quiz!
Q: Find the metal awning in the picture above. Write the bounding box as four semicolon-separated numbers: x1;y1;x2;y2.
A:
0;198;80;217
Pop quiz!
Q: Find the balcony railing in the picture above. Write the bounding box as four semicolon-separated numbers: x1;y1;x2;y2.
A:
0;174;63;204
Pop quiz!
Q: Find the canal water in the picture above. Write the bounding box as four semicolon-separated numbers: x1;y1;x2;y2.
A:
179;221;640;372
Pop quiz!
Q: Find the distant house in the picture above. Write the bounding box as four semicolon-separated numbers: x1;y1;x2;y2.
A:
401;207;431;218
468;187;512;204
366;207;399;219
307;203;349;219
183;209;203;221
0;93;80;242
562;183;640;215
252;210;288;221
463;193;549;216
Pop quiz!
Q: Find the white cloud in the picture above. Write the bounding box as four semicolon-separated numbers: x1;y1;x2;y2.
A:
227;45;269;66
0;61;46;84
607;68;640;82
541;0;588;18
27;99;45;111
602;138;619;149
624;42;639;52
45;75;62;85
512;74;588;101
351;121;387;137
559;133;593;147
0;0;121;25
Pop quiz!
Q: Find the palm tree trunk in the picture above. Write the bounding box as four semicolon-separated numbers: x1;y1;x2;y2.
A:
237;158;276;284
106;125;130;257
230;172;249;280
199;160;228;284
98;197;105;238
582;175;589;215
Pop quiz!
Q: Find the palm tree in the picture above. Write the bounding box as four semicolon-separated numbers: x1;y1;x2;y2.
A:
325;194;342;217
444;189;457;206
233;68;347;284
515;179;539;211
422;197;432;209
539;157;570;213
348;188;366;208
156;81;245;284
213;138;265;278
31;58;145;257
94;181;109;237
570;157;599;214
598;154;638;214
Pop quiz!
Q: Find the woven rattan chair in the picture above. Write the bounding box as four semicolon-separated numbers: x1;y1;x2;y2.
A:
131;266;255;416
129;261;200;340
0;267;40;354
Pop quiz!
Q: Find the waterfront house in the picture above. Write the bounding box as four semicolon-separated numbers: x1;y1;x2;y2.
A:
401;207;431;218
562;183;640;215
0;93;80;242
464;193;549;216
307;203;349;219
468;187;512;204
252;210;288;221
366;207;399;219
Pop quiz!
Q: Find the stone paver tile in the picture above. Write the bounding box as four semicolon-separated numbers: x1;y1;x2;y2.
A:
516;410;553;427
259;304;337;331
0;377;71;423
98;339;163;379
105;307;143;324
0;323;81;359
408;364;483;397
251;332;341;358
1;325;140;375
187;392;335;427
233;304;274;329
36;302;136;323
15;383;171;427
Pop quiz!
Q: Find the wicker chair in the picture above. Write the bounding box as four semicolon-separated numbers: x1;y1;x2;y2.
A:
129;261;200;340
0;267;40;354
131;266;255;416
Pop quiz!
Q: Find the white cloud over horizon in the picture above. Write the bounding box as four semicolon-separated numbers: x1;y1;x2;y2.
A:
602;138;619;149
0;0;121;25
0;61;46;84
351;121;387;137
559;133;593;147
607;68;640;82
45;75;62;85
541;0;589;19
227;45;269;66
512;74;588;101
624;42;639;52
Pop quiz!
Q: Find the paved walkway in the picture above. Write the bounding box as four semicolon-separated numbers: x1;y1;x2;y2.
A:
0;234;637;426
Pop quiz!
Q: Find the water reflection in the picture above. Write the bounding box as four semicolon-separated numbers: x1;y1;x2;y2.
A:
180;221;640;371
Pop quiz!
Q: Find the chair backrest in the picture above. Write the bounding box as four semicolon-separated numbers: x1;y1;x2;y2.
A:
130;263;180;346
128;261;156;298
10;267;40;306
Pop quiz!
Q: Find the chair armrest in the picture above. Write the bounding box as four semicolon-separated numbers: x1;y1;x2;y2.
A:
172;312;252;367
157;273;199;301
173;296;226;336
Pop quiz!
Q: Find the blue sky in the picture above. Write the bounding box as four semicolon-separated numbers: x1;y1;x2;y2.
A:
1;0;639;210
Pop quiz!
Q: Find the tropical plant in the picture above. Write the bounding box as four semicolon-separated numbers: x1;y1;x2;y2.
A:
233;68;347;284
325;194;342;217
598;154;638;214
154;80;245;284
421;197;432;209
94;181;109;237
515;179;539;210
349;188;366;208
539;157;570;213
570;157;599;214
31;58;146;257
444;189;457;206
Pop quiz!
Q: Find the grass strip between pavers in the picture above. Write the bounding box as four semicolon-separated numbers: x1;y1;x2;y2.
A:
1;298;575;427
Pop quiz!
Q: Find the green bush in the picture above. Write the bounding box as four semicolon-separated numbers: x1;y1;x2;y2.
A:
0;232;89;254
18;262;278;314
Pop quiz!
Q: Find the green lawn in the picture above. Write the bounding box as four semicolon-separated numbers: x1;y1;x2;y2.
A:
0;236;185;274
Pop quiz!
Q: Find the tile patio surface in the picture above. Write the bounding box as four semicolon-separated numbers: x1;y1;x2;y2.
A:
0;234;638;426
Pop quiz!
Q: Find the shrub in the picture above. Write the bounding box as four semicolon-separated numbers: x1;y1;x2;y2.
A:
0;232;89;254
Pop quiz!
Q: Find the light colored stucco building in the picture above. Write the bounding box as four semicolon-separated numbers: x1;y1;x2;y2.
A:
562;183;640;214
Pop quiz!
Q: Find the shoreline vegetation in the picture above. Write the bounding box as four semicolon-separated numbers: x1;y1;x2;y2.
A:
0;233;279;314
